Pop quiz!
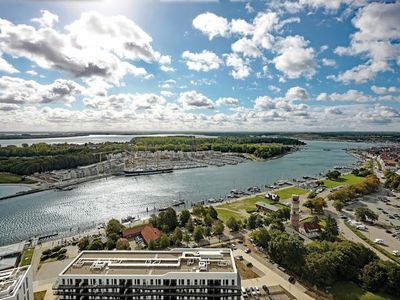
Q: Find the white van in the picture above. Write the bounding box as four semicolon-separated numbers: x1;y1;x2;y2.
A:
374;239;384;245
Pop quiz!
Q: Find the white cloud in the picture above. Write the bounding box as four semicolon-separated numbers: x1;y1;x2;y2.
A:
317;89;373;102
83;93;166;110
192;12;229;40
230;19;254;36
355;104;400;125
231;38;262;58
0;54;18;73
181;50;222;72
179;90;214;109
268;85;281;93
371;85;398;95
322;58;336;67
286;86;309;100
31;10;59;28
160;90;174;98
216;97;239;106
333;2;400;83
0;11;162;85
252;12;279;50
272;35;316;79
0;76;84;105
325;107;343;115
26;70;38;76
225;53;251;80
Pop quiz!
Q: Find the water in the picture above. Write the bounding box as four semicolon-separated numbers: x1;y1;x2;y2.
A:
0;134;214;146
0;184;32;198
0;140;371;245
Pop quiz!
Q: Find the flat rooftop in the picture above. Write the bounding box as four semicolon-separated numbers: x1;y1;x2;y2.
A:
61;248;236;276
0;266;30;299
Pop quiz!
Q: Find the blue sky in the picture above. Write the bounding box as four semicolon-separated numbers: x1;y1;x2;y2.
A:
0;0;399;131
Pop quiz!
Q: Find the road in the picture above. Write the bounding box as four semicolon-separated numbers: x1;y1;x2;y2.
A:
234;248;315;300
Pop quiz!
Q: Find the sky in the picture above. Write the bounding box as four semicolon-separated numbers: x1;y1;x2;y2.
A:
0;0;399;132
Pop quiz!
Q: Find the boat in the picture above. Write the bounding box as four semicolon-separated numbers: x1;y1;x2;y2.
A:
124;167;173;176
172;200;185;207
121;216;135;223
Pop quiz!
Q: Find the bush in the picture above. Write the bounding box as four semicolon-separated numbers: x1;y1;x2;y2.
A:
59;248;67;254
50;251;59;258
42;249;51;256
51;245;62;252
40;255;49;261
57;254;67;261
246;208;257;214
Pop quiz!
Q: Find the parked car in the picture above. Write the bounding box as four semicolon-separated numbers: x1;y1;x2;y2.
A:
393;250;400;256
374;239;384;245
245;248;251;254
288;276;296;284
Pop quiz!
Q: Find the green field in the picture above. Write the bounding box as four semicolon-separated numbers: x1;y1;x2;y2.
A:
323;174;365;188
34;291;47;300
20;248;34;266
215;194;287;222
274;186;307;199
0;172;35;184
331;282;392;300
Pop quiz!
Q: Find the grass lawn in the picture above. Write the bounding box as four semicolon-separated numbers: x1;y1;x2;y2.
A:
331;282;392;300
34;291;47;300
300;216;327;229
323;174;365;188
20;247;34;266
274;187;307;199
215;207;245;222
0;172;35;184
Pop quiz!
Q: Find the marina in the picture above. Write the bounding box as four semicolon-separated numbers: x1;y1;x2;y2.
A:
0;140;373;245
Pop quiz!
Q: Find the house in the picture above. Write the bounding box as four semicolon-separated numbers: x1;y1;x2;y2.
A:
265;193;280;201
256;202;279;214
122;224;161;245
299;221;321;239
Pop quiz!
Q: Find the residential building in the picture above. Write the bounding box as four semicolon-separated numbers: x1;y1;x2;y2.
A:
122;224;161;245
53;248;241;300
0;242;24;271
299;221;321;239
0;266;33;300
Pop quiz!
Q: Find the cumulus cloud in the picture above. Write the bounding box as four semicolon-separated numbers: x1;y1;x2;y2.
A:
371;85;398;95
225;53;251;80
0;54;18;73
31;10;59;28
355;104;400;125
83;93;166;110
192;12;229;40
231;38;262;58
181;50;222;72
317;89;373;103
333;2;400;83
216;97;239;106
286;86;309;100
178;91;214;109
0;76;84;105
325;107;343;115
272;35;316;79
322;58;336;67
0;11;163;85
230;19;254;36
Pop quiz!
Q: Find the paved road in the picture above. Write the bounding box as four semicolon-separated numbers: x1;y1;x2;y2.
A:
235;248;315;300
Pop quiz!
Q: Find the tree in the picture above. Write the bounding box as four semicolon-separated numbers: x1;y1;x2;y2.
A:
183;232;190;246
360;261;387;292
106;219;124;237
203;226;211;240
251;228;270;248
212;220;224;239
179;209;191;227
208;206;218;219
204;214;214;227
192;204;206;217
333;200;344;212
308;191;317;199
247;214;257;230
193;226;204;243
171;227;183;245
326;170;341;180
148;240;157;250
106;233;120;250
355;207;378;222
322;215;339;242
116;238;131;250
269;220;285;232
185;218;194;233
88;238;104;250
77;236;89;251
226;217;240;232
303;197;326;214
158;208;178;232
159;233;170;249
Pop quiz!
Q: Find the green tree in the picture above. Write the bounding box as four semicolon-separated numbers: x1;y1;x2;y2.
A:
326;170;341;180
208;206;218;219
88;238;104;250
251;227;270;248
360;261;387;292
106;233;119;250
355;207;378;222
148;240;157;250
116;238;131;250
333;200;344;212
204;214;214;227
106;219;124;237
226;217;240;232
186;218;194;233
159;233;170;249
183;232;190;246
158;208;178;232
77;236;89;251
247;214;257;230
203;226;211;240
171;227;183;246
179;209;191;227
303;197;326;214
322;215;339;242
193;226;204;243
212;220;224;239
192;204;206;217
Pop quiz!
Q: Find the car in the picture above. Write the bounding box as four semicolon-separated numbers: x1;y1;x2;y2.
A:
251;287;257;296
340;214;348;219
246;262;253;267
374;239;384;245
241;287;247;296
389;216;395;219
386;229;393;234
244;248;251;254
262;285;269;294
288;276;296;284
377;207;383;211
393;250;400;256
383;211;389;214
237;255;244;261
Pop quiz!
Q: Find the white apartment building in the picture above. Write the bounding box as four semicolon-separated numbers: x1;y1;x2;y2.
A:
53;248;241;300
0;266;33;300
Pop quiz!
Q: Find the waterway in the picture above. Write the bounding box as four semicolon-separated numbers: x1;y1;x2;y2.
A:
0;140;372;245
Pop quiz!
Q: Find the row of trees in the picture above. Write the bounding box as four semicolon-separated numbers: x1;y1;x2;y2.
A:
250;226;400;296
329;175;380;211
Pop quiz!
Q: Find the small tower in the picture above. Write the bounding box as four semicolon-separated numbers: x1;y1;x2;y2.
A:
290;194;300;231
